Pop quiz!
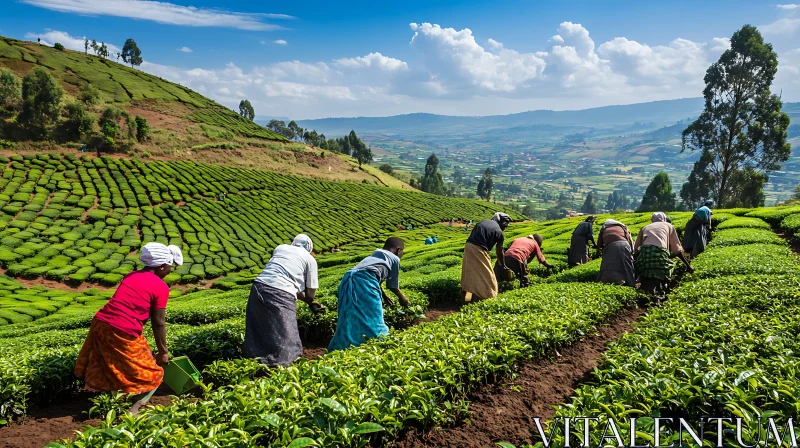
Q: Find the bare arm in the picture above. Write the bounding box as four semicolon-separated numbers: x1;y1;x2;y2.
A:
670;251;695;272
496;244;507;269
389;287;410;307
150;308;169;366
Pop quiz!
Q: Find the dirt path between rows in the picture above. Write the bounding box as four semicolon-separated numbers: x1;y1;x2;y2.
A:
392;305;648;448
0;302;464;448
775;231;800;256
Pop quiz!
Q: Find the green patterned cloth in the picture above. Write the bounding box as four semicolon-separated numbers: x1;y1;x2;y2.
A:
634;245;674;280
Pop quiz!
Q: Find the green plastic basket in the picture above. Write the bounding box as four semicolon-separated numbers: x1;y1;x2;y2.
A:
162;356;201;394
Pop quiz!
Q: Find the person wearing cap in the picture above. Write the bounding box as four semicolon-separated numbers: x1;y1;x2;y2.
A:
683;199;713;259
461;212;512;301
243;234;321;367
597;219;635;287
568;216;597;267
503;234;554;288
74;242;183;415
634;212;694;295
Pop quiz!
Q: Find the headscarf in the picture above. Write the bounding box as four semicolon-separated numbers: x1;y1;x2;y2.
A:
585;215;596;222
704;199;713;207
651;212;667;223
492;212;512;224
292;234;313;253
140;242;183;267
602;218;624;229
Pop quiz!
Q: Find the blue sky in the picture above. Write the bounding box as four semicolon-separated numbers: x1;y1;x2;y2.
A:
3;1;799;119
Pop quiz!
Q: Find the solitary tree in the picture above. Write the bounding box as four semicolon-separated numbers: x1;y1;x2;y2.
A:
638;171;675;212
84;38;89;54
90;39;99;55
18;68;63;139
0;69;22;111
134;115;150;142
477;168;493;201
420;154;445;195
348;130;372;167
53;42;65;51
99;42;109;59
121;39;143;68
379;163;393;175
681;25;791;208
581;191;598;214
238;99;255;121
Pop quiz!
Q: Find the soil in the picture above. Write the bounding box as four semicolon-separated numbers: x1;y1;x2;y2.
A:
775;231;800;256
0;301;463;447
0;384;174;448
392;306;648;448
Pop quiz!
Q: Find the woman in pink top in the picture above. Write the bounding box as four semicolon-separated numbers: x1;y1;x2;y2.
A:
74;242;183;414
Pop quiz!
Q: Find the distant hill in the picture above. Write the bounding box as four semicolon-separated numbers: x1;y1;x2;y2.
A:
0;36;408;188
297;98;707;136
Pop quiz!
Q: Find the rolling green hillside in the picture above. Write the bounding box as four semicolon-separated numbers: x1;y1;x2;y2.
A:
0;152;521;299
0;36;284;141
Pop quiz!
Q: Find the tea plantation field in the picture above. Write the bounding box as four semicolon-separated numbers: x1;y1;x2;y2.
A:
0;152;520;326
1;204;799;447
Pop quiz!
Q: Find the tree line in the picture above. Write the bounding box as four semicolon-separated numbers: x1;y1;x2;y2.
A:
78;37;143;68
0;67;149;155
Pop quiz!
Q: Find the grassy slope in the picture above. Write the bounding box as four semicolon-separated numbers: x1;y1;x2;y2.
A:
0;36;406;188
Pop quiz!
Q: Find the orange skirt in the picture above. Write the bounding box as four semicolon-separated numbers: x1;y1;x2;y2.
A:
74;319;164;394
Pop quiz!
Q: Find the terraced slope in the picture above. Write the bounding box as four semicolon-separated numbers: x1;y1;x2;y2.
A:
0;36;284;141
0;152;520;325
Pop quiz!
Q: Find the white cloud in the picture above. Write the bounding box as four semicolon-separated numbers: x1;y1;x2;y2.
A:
177;46;192;53
408;22;546;95
273;39;288;45
335;52;408;71
21;0;293;31
761;3;800;37
25;30;120;54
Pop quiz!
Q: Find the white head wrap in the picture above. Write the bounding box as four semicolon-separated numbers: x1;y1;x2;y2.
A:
651;212;667;223
492;212;511;224
292;234;313;253
526;235;535;239
140;242;184;267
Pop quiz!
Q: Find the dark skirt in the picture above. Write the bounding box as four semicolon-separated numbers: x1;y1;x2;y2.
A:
242;282;302;367
683;218;707;252
568;235;590;266
597;240;635;287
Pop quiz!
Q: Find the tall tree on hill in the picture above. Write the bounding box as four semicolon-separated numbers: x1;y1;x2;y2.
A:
452;167;464;186
420;154;445;195
288;121;303;141
581;191;598;214
477;168;493;201
18;68;63;139
638;171;675;212
99;42;109;59
122;39;143;68
681;25;791;208
238;100;255;121
83;38;88;54
348;130;373;167
90;39;99;55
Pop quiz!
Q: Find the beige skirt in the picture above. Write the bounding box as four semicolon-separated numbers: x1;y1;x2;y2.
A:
461;242;498;300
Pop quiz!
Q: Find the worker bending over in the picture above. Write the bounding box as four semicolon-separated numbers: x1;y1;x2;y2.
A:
328;237;409;352
243;234;321;367
504;234;554;287
74;242;182;415
461;212;511;302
